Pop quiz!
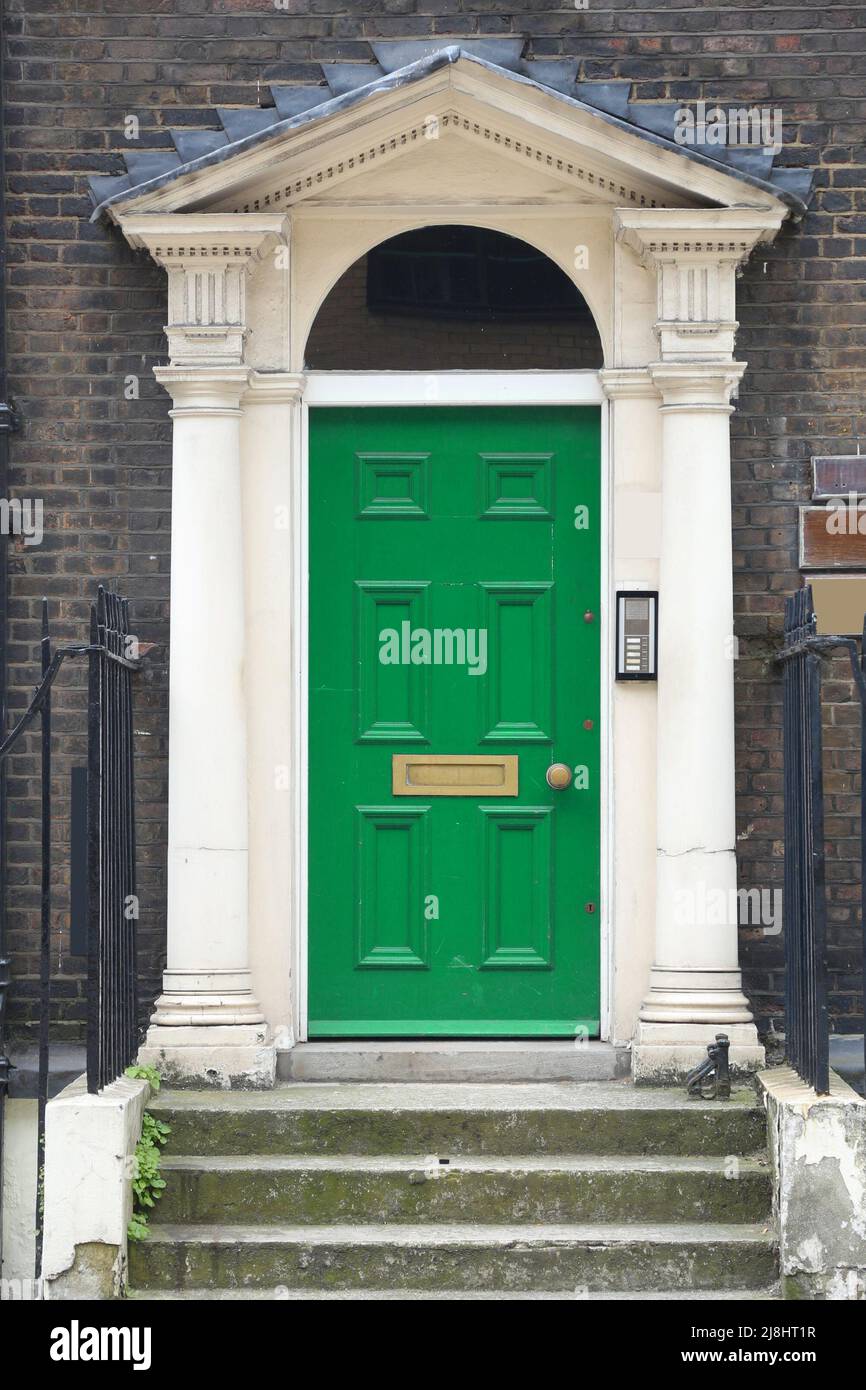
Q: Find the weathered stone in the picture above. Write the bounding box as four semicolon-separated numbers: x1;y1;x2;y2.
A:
47;1243;123;1303
760;1067;866;1301
151;1082;767;1158
153;1153;771;1226
41;1074;151;1301
129;1222;776;1293
128;1081;775;1297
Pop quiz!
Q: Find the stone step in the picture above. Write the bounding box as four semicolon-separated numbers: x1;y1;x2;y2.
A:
154;1153;771;1227
129;1221;776;1293
279;1040;631;1084
153;1082;765;1158
128;1287;780;1301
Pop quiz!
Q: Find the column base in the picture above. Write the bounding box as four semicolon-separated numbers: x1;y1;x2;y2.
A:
138;1023;276;1090
637;968;757;1024
632;1021;765;1085
151;970;266;1027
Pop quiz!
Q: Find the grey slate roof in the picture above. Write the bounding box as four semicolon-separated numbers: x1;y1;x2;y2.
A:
88;41;813;221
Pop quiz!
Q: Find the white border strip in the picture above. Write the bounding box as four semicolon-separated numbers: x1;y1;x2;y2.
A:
304;371;605;408
599;393;613;1043
295;399;310;1044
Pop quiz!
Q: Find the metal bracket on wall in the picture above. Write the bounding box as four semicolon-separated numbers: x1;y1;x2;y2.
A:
0;399;21;433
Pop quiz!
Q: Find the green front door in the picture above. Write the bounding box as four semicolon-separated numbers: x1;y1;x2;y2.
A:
308;406;600;1037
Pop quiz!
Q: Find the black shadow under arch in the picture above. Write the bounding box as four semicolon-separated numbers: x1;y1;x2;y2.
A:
304;225;604;371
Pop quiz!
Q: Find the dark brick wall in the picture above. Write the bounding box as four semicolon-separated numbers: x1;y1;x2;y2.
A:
306;250;604;369
2;1;864;1040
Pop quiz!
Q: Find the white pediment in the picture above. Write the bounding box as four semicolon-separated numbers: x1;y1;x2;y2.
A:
299;130;594;207
104;56;790;225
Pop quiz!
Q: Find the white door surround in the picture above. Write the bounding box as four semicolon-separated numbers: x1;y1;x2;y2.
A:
105;53;797;1085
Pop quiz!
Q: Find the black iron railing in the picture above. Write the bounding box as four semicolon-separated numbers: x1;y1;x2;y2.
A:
779;583;866;1094
87;590;139;1093
780;587;830;1093
0;589;142;1274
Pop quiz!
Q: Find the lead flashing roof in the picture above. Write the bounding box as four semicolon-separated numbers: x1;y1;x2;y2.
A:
88;41;813;221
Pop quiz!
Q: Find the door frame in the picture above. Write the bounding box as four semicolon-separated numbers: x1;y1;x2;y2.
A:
296;370;612;1043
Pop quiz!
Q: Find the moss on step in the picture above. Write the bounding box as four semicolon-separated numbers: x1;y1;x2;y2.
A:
153;1093;765;1159
153;1157;771;1227
129;1226;777;1294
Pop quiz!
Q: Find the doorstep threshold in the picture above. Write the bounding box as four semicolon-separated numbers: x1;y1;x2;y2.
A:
278;1039;631;1084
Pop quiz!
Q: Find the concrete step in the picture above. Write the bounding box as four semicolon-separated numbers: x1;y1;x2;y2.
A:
279;1040;631;1084
153;1082;765;1158
154;1153;771;1227
128;1287;780;1301
129;1221;776;1293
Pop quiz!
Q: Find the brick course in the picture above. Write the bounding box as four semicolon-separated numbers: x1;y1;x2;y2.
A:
3;0;865;1040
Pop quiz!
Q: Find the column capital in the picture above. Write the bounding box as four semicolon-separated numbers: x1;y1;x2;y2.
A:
154;363;250;415
615;207;784;362
243;370;307;405
649;360;746;412
119;212;288;368
598;367;657;400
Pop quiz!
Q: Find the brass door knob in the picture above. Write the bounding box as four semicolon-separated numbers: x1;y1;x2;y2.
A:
546;763;573;790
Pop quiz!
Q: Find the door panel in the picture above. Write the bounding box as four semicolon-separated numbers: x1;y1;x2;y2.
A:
308;406;601;1037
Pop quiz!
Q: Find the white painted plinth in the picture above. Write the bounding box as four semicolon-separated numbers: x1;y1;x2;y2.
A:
41;1074;150;1299
139;1022;275;1090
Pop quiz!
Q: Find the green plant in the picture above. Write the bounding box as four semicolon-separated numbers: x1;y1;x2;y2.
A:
127;1110;171;1243
125;1063;162;1093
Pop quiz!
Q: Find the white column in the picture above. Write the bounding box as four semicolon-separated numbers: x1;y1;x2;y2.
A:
634;362;763;1078
121;213;287;1087
615;209;784;1080
139;367;275;1083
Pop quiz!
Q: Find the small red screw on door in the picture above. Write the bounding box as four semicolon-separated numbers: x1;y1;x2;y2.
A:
584;902;597;914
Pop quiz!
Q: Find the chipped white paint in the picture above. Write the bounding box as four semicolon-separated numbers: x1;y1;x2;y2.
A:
794;1234;824;1271
41;1074;150;1299
794;1109;866;1239
760;1067;866;1300
824;1268;866;1300
0;1100;38;1284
